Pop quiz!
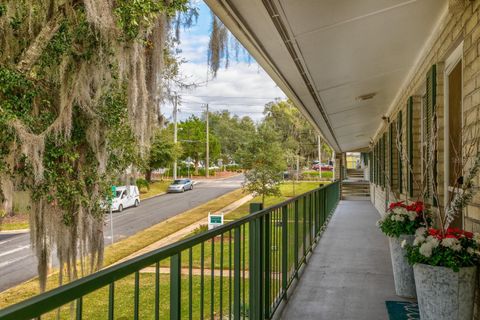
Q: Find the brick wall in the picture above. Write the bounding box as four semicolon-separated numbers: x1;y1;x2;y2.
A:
368;1;480;317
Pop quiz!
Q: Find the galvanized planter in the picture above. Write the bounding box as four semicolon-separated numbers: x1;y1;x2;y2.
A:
389;235;416;298
414;263;477;320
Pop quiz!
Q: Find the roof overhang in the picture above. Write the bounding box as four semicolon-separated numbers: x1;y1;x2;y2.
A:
204;0;447;152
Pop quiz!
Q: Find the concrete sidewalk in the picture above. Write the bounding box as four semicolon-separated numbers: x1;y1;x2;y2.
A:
280;200;405;319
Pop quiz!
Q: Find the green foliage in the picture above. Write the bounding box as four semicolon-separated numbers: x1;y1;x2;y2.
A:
263;100;332;167
147;128;180;172
178;116;220;171
0;4;6;17
208;110;255;164
405;229;480;272
136;178;150;191
115;0;190;39
377;203;430;238
241;125;286;203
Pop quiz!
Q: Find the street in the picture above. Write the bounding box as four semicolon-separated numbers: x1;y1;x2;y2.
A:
0;175;243;292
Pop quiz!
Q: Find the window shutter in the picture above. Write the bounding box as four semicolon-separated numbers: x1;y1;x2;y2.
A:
389;123;393;188
397;110;403;194
407;97;413;197
369;151;373;182
382;133;386;188
424;65;437;205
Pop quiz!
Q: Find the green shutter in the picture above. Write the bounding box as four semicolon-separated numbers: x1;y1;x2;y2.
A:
424;65;437;205
389;123;393;188
383;133;387;188
369;151;373;182
407;97;413;197
397;110;403;194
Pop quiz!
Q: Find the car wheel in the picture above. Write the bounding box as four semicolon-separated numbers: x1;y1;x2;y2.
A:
118;205;123;212
134;200;139;207
190;185;193;190
182;187;185;193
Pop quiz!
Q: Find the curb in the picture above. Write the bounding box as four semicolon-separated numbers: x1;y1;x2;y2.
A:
0;229;30;234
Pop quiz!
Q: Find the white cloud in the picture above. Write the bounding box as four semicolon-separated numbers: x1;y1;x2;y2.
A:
161;10;287;123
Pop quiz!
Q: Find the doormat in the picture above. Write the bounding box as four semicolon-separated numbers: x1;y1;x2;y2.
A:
385;301;419;320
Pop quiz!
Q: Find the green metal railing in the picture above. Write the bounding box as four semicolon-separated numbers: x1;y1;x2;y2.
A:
0;181;340;320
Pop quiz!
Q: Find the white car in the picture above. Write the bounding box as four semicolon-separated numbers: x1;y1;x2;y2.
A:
110;186;140;212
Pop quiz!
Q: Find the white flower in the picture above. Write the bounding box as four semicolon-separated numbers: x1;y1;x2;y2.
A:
419;242;434;258
413;235;426;246
391;215;396;221
394;215;405;222
467;247;475;254
407;211;416;221
441;237;460;250
473;233;480;244
401;239;407;248
426;236;440;248
393;207;407;215
415;227;426;237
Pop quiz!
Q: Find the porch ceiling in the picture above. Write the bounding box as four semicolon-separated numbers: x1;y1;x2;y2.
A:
205;0;447;152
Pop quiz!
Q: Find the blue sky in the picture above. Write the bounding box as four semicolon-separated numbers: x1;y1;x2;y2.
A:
162;1;286;122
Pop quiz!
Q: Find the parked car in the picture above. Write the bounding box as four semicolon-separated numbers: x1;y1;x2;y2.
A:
111;186;140;212
312;163;333;171
167;179;194;193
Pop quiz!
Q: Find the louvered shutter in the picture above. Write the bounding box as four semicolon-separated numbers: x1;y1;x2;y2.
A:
397;110;403;194
424;65;437;205
389;123;393;188
407;97;413;197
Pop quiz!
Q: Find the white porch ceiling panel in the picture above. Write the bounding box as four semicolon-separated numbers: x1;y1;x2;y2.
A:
205;0;447;152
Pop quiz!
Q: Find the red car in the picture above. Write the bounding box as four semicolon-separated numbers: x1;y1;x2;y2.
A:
311;163;333;171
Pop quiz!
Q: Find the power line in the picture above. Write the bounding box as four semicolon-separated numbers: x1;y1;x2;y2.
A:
182;94;281;100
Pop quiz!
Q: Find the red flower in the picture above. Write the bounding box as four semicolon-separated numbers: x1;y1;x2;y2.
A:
389;201;405;209
445;234;458;239
428;228;440;236
464;231;474;239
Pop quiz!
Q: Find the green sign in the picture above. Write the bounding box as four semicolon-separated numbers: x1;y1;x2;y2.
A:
210;216;222;224
108;186;117;205
208;213;224;230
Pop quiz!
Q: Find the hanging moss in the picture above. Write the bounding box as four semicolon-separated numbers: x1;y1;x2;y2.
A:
0;0;194;291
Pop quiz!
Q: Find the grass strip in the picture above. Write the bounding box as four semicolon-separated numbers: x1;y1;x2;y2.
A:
0;188;245;308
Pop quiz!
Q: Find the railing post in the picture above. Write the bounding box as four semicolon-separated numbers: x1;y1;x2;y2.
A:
233;227;241;319
264;212;271;318
281;205;288;299
249;203;263;320
294;200;299;276
170;253;181;320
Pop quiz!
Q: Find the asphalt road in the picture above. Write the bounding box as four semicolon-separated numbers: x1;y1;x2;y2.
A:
0;175;243;292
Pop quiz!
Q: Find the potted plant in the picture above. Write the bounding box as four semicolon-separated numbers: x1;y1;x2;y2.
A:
405;227;479;319
377;200;429;298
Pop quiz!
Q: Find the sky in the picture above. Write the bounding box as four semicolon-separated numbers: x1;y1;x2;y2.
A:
162;1;286;123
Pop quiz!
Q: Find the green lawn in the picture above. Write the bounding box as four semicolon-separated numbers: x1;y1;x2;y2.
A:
225;181;326;220
41;274;246;320
139;180;172;200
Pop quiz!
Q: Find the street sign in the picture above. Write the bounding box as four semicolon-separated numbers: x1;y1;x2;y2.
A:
208;212;224;230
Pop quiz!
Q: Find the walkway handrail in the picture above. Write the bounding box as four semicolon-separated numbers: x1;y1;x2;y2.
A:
0;181;340;320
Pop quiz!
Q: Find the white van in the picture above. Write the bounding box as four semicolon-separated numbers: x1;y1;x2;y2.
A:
111;186;140;212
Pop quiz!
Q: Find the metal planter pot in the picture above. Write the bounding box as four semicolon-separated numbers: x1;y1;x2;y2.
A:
389;235;416;298
414;263;477;320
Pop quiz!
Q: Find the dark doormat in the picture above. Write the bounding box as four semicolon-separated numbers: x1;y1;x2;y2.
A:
385;301;419;320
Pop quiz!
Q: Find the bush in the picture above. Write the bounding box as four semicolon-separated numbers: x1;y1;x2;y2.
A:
135;178;150;192
301;170;333;179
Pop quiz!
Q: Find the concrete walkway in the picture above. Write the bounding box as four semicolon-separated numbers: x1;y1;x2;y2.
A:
280;200;403;320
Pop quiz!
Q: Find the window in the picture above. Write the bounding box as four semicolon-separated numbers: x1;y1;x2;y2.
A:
445;43;463;228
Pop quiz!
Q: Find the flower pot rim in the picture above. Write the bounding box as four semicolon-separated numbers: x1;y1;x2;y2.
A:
413;263;477;271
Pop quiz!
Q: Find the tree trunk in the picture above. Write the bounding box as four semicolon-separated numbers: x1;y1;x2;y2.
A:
0;176;14;216
16;12;63;73
145;169;153;182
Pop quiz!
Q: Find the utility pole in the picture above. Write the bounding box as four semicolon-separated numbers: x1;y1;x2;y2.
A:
318;135;322;181
173;93;178;180
205;104;210;178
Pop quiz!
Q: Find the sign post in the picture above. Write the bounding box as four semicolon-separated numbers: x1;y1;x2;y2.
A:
208;212;224;230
